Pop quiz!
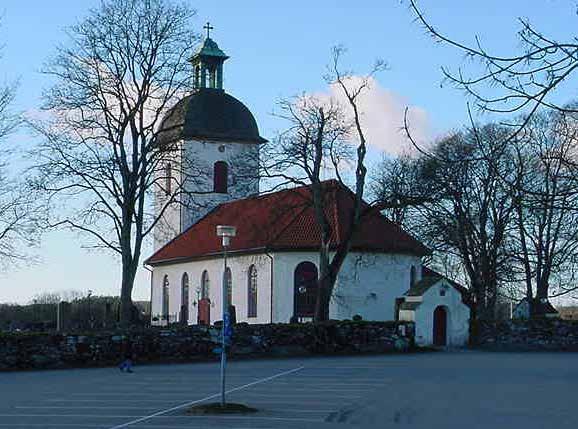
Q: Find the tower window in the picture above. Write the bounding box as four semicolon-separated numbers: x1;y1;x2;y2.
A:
214;161;228;193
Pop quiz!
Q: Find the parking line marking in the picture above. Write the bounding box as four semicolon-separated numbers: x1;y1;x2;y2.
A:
228;392;362;399
15;406;163;410
108;366;305;429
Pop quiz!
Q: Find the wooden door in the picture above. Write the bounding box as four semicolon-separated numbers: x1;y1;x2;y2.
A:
433;306;447;346
198;298;210;326
294;262;318;318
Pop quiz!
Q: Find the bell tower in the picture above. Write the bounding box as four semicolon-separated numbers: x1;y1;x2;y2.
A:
190;23;229;90
153;24;266;251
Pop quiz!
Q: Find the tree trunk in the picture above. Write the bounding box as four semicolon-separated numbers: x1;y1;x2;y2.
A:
119;261;137;328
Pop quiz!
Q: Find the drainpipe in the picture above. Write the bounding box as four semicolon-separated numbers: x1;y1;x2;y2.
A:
265;252;274;323
143;263;153;325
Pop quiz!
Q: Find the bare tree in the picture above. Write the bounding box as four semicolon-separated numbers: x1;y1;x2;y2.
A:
29;0;198;325
375;124;516;320
0;18;38;268
409;1;578;125
509;111;578;302
263;47;389;321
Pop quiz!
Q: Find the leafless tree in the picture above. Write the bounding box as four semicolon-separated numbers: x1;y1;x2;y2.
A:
509;111;578;302
375;124;516;320
408;0;578;128
29;0;199;325
262;46;390;321
0;18;38;268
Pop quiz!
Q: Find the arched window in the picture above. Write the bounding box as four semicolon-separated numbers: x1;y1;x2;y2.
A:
214;161;228;194
165;163;172;195
247;265;258;318
181;273;189;324
201;270;210;299
225;267;233;307
162;275;170;321
194;65;201;88
410;266;417;288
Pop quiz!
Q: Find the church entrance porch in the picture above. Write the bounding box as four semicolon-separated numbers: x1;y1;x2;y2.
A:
433;306;448;346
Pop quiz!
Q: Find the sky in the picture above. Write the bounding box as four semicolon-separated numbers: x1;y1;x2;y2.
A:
0;0;576;303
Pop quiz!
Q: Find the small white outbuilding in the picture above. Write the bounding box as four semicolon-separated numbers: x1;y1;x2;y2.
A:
397;268;471;347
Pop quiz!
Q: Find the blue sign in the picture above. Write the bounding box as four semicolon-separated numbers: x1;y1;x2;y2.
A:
223;313;233;344
213;347;222;354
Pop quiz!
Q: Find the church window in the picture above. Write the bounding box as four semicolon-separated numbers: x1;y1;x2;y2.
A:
410;266;417;288
194;65;201;88
225;267;233;307
247;265;257;318
162;275;170;322
181;273;189;324
201;270;210;299
165;163;172;195
214;161;228;193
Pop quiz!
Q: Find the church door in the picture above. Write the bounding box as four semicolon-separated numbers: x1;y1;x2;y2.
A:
198;299;210;325
293;262;318;319
433;306;447;346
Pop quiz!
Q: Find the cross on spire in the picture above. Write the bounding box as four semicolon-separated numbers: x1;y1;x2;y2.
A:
204;22;214;39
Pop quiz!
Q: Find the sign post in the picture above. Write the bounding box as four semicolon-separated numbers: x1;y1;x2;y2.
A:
216;225;236;407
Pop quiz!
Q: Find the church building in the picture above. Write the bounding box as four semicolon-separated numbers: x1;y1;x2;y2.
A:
146;30;471;347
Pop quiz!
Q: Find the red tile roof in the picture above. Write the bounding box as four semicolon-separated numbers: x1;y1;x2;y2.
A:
146;180;430;265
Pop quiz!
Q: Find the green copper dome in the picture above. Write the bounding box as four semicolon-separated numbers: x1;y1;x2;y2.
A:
193;37;229;60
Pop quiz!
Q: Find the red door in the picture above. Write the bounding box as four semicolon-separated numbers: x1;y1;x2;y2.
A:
198;298;210;325
433;306;447;346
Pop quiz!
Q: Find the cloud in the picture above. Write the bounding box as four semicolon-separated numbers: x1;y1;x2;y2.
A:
322;76;431;156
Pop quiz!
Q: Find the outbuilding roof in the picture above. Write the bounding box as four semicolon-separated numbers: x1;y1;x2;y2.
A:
146;180;430;265
405;267;469;300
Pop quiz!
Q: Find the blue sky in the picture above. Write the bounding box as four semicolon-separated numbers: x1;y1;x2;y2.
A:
0;0;575;303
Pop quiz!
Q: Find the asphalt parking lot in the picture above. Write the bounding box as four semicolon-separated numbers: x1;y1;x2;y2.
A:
1;351;577;428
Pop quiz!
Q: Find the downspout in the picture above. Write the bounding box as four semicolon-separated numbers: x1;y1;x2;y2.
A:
265;252;274;323
143;263;153;325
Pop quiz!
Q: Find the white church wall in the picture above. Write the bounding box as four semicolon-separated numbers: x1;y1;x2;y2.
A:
271;251;320;323
151;253;272;326
332;252;423;321
271;251;422;323
413;280;470;347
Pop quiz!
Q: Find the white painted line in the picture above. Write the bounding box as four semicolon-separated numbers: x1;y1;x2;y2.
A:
214;399;346;406
228;392;362;399
44;399;183;403
0;415;141;419
15;406;161;410
108;366;305;429
0;425;107;428
0;413;319;423
0;422;281;429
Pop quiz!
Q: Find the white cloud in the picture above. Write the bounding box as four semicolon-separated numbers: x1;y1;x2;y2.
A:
321;76;431;155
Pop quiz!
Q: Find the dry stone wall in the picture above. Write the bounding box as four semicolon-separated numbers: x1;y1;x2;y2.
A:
0;321;414;371
476;319;578;351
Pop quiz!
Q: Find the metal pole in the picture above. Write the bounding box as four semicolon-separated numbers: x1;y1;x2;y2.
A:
220;244;228;407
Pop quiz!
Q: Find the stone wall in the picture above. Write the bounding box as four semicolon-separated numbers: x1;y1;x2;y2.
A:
0;321;414;371
475;319;578;351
